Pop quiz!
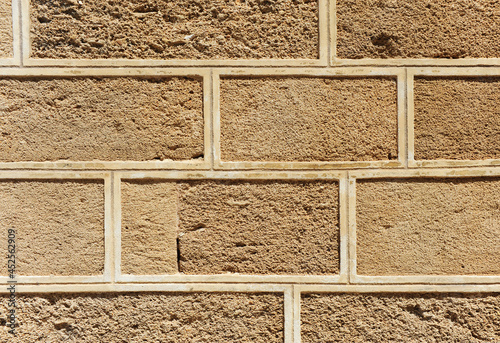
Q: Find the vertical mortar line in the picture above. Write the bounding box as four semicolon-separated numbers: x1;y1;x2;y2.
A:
407;68;415;167
347;173;357;284
284;285;294;343
318;0;328;66
20;0;29;66
212;70;221;170
12;0;21;66
104;172;114;283
397;70;408;168
338;173;349;283
202;70;213;170
112;172;122;283
175;178;181;274
329;0;336;66
293;285;301;343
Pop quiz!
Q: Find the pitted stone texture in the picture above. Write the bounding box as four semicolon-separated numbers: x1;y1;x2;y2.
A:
0;180;104;276
414;77;500;160
178;180;339;275
0;77;203;162
30;0;318;60
220;77;398;162
0;293;284;342
356;178;500;275
0;0;13;57
337;0;500;59
301;293;500;342
121;181;178;275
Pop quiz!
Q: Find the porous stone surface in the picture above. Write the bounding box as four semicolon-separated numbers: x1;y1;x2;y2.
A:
337;0;500;59
0;77;203;162
178;180;339;274
30;0;318;60
220;77;398;162
301;293;500;342
356;178;500;275
0;0;12;57
0;293;284;342
414;77;500;160
121;181;178;275
0;180;104;276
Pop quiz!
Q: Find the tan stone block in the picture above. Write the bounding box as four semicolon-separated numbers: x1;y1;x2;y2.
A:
301;293;500;342
414;77;500;160
356;178;500;275
337;0;500;59
0;293;283;342
178;180;339;275
0;0;12;58
30;0;318;60
121;181;178;275
220;77;398;162
0;180;104;276
0;77;203;162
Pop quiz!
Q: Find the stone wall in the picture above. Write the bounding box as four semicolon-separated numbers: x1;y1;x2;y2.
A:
0;0;499;341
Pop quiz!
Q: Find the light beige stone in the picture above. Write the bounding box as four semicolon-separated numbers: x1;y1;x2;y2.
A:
0;0;13;58
220;77;398;162
0;77;203;162
0;293;284;342
30;0;318;60
301;293;500;342
356;178;500;275
414;77;500;160
121;181;178;275
338;0;500;59
0;180;104;276
178;180;339;275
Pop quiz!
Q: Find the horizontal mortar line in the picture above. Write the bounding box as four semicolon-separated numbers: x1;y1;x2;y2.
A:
331;58;500;67
0;170;110;178
116;170;347;180
116;275;345;284
3;283;292;293
0;67;212;76
0;66;408;75
21;59;326;68
409;159;500;169
295;284;500;293
349;166;500;179
0;168;498;178
351;276;500;284
14;58;500;68
213;161;404;170
0;162;212;170
2;283;499;294
0;276;106;284
3;63;500;70
0;168;498;179
408;66;500;75
2;65;499;75
4;276;499;285
0;163;498;172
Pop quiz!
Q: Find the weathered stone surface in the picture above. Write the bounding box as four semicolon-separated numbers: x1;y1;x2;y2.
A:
178;180;340;274
338;0;500;59
121;181;178;275
0;77;203;162
356;178;500;275
0;0;13;57
30;0;318;59
0;293;284;342
301;293;500;342
414;77;500;160
220;77;398;162
0;180;104;276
